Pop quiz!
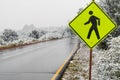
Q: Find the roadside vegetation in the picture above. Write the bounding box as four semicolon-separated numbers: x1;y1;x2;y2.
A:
0;25;74;50
95;1;120;78
62;0;120;80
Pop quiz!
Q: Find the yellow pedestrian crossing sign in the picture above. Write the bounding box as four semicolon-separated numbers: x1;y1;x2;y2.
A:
69;2;117;48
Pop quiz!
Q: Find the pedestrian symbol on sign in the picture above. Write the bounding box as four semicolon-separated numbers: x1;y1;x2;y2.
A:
84;11;100;40
69;2;117;48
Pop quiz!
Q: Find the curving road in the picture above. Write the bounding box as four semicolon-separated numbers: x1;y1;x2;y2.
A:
0;38;78;80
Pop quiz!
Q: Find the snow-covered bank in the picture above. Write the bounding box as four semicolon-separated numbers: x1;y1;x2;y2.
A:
0;25;74;50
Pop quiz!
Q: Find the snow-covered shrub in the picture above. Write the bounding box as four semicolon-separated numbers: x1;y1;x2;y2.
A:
97;35;112;50
0;26;76;47
29;30;40;39
100;0;120;25
1;29;18;42
63;27;75;37
29;30;47;39
39;30;47;37
17;40;24;45
0;37;4;45
93;36;120;80
40;32;62;41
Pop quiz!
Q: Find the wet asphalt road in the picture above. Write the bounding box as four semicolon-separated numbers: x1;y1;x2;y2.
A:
0;38;77;80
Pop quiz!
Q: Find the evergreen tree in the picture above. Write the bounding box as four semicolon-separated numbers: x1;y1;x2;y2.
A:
98;0;120;49
100;0;120;37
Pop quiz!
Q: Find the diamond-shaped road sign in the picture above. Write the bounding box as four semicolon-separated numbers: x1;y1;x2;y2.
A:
69;2;117;48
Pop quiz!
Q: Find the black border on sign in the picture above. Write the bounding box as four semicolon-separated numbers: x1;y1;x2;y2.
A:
69;1;117;48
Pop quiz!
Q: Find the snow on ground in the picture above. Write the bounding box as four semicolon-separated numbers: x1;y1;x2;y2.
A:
61;44;89;80
61;36;120;80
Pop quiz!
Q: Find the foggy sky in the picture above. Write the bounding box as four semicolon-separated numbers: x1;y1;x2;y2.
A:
0;0;99;31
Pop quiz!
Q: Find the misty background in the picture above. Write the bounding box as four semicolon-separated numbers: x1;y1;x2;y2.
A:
0;0;99;31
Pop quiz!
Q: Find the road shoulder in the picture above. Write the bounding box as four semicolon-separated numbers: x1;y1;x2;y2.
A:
61;44;90;80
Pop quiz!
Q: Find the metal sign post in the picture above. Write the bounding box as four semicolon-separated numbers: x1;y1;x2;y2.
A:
89;1;93;80
89;48;92;80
